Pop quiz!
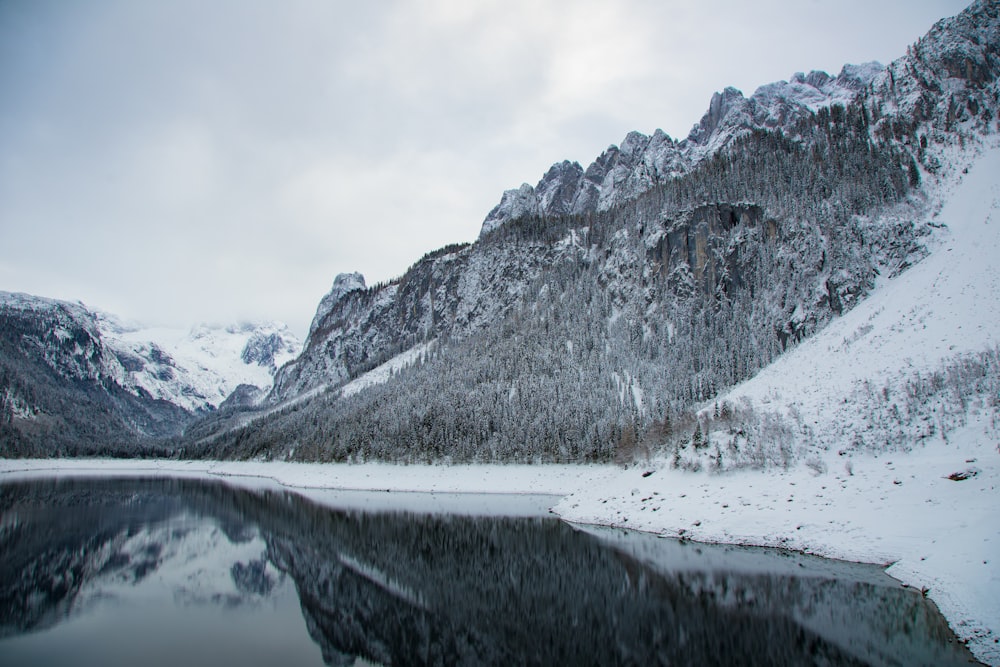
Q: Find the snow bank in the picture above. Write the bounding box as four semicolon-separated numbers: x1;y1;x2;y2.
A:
0;458;614;497
556;424;998;664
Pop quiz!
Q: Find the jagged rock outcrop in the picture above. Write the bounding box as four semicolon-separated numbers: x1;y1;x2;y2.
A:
645;203;773;298
309;271;367;333
480;60;890;237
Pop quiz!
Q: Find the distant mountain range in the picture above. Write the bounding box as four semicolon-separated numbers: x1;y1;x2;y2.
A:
2;0;997;461
0;291;299;456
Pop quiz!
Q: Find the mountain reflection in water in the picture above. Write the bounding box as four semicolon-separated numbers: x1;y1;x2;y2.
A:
0;477;978;666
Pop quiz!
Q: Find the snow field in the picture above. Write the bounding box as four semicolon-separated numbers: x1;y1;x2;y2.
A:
102;321;300;411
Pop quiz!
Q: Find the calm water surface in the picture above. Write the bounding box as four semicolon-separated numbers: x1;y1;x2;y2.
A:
0;476;978;666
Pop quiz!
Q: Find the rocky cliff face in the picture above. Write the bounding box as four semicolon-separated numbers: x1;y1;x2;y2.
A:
644;203;772;298
270;239;571;401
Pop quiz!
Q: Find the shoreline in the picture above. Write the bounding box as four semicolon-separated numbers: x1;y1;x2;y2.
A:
2;449;997;665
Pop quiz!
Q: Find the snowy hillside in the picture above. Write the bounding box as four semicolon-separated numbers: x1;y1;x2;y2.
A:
99;316;301;413
720;144;999;453
556;142;1000;663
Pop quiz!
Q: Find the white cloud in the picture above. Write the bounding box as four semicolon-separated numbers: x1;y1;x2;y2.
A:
129;120;219;206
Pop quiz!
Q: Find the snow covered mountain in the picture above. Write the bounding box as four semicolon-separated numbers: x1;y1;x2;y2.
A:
99;315;300;412
197;1;998;463
554;140;1000;664
4;1;997;462
0;291;300;455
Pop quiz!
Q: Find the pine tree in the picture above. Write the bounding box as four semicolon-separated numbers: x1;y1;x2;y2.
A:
692;423;704;451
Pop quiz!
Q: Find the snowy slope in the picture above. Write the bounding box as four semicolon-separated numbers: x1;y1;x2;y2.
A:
556;142;1000;663
340;341;435;399
718;143;999;443
99;317;301;413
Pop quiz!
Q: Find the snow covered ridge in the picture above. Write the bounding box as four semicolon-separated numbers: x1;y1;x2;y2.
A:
479;62;885;237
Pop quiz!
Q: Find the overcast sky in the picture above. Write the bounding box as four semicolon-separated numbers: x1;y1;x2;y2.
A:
0;0;971;337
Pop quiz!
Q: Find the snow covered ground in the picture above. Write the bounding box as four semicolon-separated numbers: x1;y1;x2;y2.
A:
557;426;998;664
0;458;609;497
715;141;1000;454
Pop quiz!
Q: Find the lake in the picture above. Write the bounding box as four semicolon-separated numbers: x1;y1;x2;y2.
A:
0;476;978;666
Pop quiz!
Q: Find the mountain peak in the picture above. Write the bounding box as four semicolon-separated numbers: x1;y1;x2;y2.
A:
308;272;367;335
332;272;366;294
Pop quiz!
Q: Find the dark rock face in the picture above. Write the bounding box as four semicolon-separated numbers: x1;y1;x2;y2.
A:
646;204;771;298
240;332;285;368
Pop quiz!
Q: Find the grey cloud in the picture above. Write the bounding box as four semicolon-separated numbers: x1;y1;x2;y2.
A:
0;0;970;336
